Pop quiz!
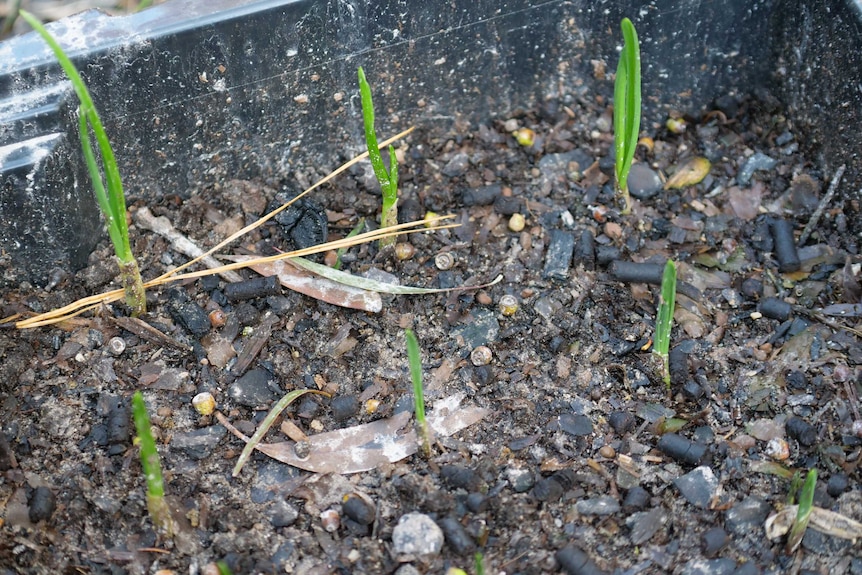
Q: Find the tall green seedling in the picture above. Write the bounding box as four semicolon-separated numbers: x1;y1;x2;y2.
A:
131;391;173;535
613;17;642;215
405;329;431;458
21;11;146;316
654;260;677;389
358;66;399;248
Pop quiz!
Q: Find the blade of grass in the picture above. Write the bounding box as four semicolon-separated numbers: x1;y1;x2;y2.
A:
405;329;431;458
20;10;145;316
786;468;817;553
131;391;173;535
334;217;366;270
613;17;641;214
358;66;398;247
654;260;677;389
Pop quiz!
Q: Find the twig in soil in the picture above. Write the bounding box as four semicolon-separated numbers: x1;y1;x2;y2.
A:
228;312;278;379
134;207;243;283
798;164;845;245
110;316;191;352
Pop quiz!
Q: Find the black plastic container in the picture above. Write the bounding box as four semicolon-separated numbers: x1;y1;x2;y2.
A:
0;0;859;285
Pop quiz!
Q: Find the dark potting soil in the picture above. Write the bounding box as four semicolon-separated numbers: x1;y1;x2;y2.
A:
1;89;861;575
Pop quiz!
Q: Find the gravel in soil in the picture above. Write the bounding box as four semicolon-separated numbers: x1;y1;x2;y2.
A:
1;90;861;575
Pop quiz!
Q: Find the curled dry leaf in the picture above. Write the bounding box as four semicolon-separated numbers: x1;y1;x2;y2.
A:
225;255;383;312
217;394;489;474
765;505;862;543
664;157;711;190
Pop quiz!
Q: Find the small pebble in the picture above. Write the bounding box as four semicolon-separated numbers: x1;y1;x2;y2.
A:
608;411;635;435
556;545;607;575
764;437;790;461
342;494;375;525
466;492;488;513
437;516;476;555
738;152;778;185
702;526;729;557
28;486;56;523
543;230;575;281
627;164;664;199
674;466;718;509
576;496;620;516
785;416;817;446
826;473;849;497
725;496;771;535
330;394;359;422
622;486;650;511
442;153;470;177
506;466;534;493
598;445;615;459
392;512;445;556
228;368;280;407
394;243;416;261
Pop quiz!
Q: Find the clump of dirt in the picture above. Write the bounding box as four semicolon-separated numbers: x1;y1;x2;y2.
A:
1;89;860;575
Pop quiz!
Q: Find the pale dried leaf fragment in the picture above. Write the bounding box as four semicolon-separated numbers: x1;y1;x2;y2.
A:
217;394;489;474
225;255;383;312
664;157;711;190
765;505;862;543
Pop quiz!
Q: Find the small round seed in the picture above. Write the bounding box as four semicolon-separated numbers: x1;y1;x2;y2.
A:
513;127;535;147
599;445;616;459
508;213;526;232
192;392;216;416
435;252;455;271
208;309;227;328
499;294;519;316
365;399;381;415
394;242;416;261
470;346;493;366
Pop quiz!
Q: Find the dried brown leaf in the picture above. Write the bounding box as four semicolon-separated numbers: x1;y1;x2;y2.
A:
229;255;382;312
217;394;488;474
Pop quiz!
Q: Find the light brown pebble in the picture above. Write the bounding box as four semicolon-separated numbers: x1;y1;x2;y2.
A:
599;445;616;459
476;291;493;306
324;250;339;268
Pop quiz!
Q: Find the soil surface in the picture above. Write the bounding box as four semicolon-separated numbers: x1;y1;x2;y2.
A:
1;88;861;575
